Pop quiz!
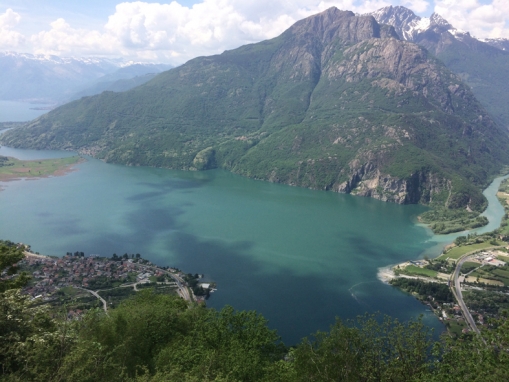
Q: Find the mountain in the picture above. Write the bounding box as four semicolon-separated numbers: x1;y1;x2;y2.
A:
480;38;509;51
368;6;509;130
2;7;509;210
68;64;173;101
0;52;172;103
0;52;121;102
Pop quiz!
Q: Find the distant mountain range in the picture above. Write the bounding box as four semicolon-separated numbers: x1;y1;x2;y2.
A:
368;5;509;130
3;7;508;211
0;52;172;103
68;64;173;101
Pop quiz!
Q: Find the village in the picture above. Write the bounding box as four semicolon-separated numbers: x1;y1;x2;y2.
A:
14;246;216;313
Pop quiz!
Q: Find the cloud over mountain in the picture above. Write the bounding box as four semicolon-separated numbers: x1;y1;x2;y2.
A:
0;1;508;63
0;8;25;48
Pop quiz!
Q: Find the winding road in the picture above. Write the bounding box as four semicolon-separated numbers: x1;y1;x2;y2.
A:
76;287;109;314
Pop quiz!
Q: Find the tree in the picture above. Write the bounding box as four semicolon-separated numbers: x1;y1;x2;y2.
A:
1;241;73;380
419;322;509;381
0;241;29;293
455;236;468;246
0;290;69;379
292;314;435;382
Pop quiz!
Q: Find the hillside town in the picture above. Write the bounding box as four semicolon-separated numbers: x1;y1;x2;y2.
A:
11;246;215;310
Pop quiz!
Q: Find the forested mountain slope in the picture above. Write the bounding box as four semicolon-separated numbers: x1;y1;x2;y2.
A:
370;5;509;131
2;7;509;210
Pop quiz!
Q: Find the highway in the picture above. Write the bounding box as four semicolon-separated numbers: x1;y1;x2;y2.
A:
450;254;488;344
447;245;504;339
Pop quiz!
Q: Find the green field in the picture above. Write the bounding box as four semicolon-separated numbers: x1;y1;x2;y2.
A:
437;242;504;261
0;156;81;181
468;265;509;287
401;265;438;278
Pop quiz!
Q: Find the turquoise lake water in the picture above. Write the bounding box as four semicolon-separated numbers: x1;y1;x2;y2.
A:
1;125;507;344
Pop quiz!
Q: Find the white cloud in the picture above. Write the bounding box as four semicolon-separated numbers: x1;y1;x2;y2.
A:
434;0;509;38
24;1;396;63
0;8;25;48
402;0;430;13
3;1;509;62
31;17;119;56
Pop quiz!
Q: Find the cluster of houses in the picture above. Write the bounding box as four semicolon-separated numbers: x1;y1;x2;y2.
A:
19;253;171;300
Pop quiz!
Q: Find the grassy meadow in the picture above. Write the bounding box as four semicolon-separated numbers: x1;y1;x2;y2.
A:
0;156;81;181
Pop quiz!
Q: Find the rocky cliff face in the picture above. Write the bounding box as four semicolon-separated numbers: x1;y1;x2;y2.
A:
335;163;451;205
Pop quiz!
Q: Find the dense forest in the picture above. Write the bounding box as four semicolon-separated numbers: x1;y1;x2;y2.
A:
1;242;509;381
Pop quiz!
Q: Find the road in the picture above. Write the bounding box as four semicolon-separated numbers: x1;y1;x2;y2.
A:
451;256;480;335
144;264;192;302
447;245;507;342
76;287;109;314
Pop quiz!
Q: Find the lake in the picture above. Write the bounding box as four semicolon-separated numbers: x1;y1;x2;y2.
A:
0;149;446;344
2;111;507;344
0;100;54;122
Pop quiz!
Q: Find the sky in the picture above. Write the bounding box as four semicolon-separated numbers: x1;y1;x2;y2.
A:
0;0;508;64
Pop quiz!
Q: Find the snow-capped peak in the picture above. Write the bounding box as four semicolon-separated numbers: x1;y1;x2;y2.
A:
429;13;451;28
0;51;126;67
412;18;430;33
367;6;457;42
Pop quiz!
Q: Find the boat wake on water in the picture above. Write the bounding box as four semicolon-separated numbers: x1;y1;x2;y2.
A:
348;281;377;307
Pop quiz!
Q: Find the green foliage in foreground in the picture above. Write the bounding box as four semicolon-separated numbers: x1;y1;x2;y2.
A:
0;286;508;382
0;241;29;293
